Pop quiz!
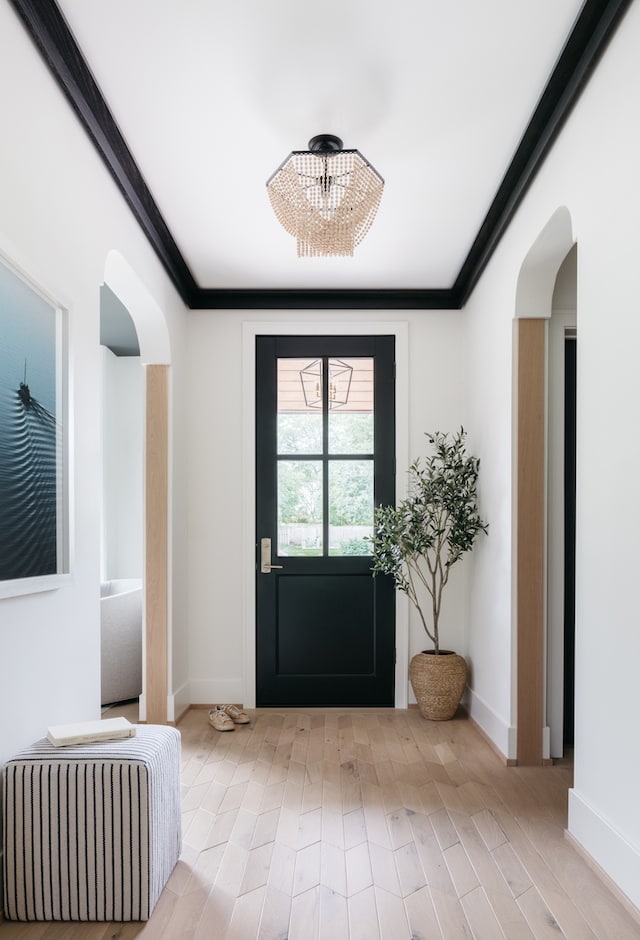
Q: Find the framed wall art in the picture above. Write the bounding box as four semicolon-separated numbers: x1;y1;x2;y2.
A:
0;252;69;598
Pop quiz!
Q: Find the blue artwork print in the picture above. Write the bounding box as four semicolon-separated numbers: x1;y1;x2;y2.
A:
0;260;59;580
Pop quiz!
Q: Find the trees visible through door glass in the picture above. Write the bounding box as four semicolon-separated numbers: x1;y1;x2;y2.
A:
277;460;323;555
276;357;374;557
329;460;373;555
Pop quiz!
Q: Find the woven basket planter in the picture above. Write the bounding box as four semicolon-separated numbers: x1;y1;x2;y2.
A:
409;650;468;720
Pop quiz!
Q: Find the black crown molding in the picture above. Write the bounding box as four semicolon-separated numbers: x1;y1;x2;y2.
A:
7;0;633;311
191;288;455;311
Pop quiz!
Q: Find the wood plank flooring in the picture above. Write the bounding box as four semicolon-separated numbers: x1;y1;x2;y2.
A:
2;707;639;939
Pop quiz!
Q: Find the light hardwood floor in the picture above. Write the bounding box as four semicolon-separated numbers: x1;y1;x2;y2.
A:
2;707;639;939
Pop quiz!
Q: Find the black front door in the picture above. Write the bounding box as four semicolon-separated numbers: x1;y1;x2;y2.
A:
256;335;395;707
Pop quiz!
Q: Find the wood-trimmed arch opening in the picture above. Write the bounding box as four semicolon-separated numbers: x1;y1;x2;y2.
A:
104;250;171;725
514;207;574;765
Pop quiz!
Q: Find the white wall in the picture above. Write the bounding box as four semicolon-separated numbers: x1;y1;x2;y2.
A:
462;239;519;756
101;349;143;581
0;1;188;771
185;309;469;708
464;1;640;907
566;6;640;896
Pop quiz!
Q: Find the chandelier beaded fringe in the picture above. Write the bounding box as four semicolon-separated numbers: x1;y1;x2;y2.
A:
267;136;384;257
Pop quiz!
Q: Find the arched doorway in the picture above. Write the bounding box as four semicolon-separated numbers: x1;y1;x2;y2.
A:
547;246;577;757
513;207;575;765
103;250;171;725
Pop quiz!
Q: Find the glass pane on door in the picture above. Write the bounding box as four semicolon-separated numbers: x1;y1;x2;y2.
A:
329;358;374;454
278;460;323;556
277;358;323;454
329;460;374;555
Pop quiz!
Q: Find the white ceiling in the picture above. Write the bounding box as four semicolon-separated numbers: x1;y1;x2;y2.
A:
55;0;584;293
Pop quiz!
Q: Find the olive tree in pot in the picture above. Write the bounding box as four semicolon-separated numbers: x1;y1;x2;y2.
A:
371;428;488;720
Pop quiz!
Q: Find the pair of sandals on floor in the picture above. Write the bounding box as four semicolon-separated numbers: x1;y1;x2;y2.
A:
209;703;250;731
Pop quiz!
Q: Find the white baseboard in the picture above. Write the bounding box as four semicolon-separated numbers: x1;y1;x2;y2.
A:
188;678;245;706
568;788;640;911
463;686;514;761
168;681;190;723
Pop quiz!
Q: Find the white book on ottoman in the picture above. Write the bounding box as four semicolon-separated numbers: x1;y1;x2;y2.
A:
47;716;136;747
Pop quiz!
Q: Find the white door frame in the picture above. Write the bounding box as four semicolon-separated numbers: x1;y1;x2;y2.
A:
241;319;409;709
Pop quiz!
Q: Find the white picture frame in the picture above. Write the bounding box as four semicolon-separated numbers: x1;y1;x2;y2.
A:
0;252;69;598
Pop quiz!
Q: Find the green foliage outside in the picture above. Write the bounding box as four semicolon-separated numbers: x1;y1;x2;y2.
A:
329;462;372;526
328;413;373;454
278;460;322;525
335;537;372;556
277;412;374;527
278;412;323;455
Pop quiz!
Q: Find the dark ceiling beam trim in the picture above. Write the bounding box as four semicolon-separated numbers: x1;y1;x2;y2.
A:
7;0;633;311
7;0;200;308
453;0;634;308
192;288;456;311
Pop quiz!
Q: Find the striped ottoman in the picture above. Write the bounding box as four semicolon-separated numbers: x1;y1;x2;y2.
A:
2;724;181;921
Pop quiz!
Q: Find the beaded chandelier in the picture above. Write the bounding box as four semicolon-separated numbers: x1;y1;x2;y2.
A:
266;135;384;257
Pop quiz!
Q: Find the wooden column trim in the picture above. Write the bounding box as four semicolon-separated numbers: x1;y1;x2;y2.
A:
145;365;168;724
516;319;545;765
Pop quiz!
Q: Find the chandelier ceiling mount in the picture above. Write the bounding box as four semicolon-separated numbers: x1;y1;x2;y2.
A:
307;134;343;153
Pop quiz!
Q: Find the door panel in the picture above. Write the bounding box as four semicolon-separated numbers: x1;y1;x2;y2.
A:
277;575;373;674
256;335;395;707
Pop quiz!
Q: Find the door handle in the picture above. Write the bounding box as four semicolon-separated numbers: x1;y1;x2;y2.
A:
260;537;283;574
